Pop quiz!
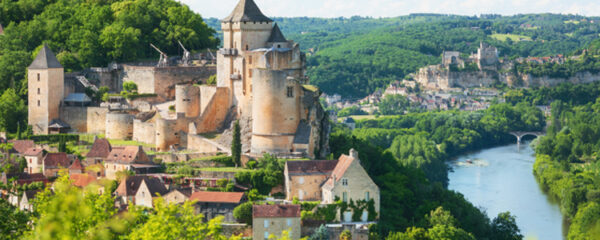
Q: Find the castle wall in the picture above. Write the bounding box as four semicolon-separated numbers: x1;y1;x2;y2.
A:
121;66;155;94
199;85;218;114
251;69;301;154
175;85;200;118
133;119;155;146
60;107;107;134
237;22;272;51
105;112;134;140
28;68;64;134
415;66;497;90
195;87;232;133
187;135;222;153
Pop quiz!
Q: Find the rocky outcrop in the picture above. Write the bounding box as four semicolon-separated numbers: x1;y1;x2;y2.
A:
415;65;499;90
521;71;600;88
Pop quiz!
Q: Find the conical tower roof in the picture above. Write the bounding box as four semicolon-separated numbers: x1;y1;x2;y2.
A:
267;24;287;43
28;44;62;69
222;0;272;23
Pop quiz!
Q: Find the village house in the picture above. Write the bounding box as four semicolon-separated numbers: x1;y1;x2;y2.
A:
114;176;167;208
1;172;48;186
42;152;70;177
253;204;301;240
189;191;246;222
86;138;112;165
104;146;156;180
284;160;338;201
24;148;44;174
19;189;41;212
163;188;193;205
321;149;380;222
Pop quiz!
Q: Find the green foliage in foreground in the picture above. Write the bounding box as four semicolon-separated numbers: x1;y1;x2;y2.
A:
0;198;30;240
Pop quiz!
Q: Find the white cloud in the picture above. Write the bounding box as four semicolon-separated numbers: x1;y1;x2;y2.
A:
179;0;600;18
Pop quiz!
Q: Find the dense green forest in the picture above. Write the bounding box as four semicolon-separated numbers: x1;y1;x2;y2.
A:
207;14;600;98
0;0;218;98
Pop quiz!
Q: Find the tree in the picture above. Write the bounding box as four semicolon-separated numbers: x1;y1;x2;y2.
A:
427;207;458;227
122;81;138;93
16;122;21;140
340;230;352;240
379;94;410;115
207;75;217;85
58;136;67;153
309;224;329;240
233;202;253;225
128;199;227;240
231;120;241;167
490;212;523;240
0;89;26;133
0;198;30;240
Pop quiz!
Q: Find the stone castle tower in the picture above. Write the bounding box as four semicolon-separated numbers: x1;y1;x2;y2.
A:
217;0;320;156
28;44;65;134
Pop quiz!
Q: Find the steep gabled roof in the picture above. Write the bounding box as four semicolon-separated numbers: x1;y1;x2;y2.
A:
28;44;63;69
44;152;70;169
24;189;41;200
115;176;167;197
253;204;301;218
267;24;287;43
8;140;34;154
189;191;245;204
70;173;97;188
222;0;272;23
24;148;44;156
141;177;168;197
106;146;147;164
86;138;112;158
69;158;84;171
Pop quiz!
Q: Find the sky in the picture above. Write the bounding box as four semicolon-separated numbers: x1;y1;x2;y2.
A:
181;0;600;19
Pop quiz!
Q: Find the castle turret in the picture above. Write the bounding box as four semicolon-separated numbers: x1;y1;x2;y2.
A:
28;44;64;134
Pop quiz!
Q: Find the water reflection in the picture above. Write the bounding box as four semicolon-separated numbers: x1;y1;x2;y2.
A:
448;143;565;240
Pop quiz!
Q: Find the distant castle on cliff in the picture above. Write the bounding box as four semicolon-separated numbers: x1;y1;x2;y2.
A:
27;0;329;159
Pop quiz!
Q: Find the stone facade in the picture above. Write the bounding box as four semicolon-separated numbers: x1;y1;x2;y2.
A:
322;149;380;222
28;45;64;135
253;204;301;240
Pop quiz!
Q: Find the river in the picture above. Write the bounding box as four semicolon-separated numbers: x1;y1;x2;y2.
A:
448;143;565;240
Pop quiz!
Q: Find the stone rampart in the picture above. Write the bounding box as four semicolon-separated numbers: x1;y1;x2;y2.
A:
60;106;108;134
105;112;134;140
133;119;155;146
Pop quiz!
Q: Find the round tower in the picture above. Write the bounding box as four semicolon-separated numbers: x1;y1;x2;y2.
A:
175;85;200;118
251;69;301;154
105;112;134;140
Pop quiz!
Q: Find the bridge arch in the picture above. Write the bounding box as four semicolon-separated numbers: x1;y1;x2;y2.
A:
509;131;545;144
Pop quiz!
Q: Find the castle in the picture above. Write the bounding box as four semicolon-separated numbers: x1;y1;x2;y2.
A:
28;0;329;159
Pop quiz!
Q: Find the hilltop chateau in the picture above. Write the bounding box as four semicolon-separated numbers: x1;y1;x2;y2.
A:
27;0;329;159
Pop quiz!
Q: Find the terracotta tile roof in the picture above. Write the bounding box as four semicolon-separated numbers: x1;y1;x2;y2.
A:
253;204;301;218
69;158;84;171
43;152;70;169
24;148;44;156
106;146;147;164
1;172;48;185
331;154;354;182
86;138;112;158
189;191;245;204
70;173;97;188
286;160;338;174
8;140;34;154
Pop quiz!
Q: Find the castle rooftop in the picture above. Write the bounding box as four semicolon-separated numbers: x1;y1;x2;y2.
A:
267;24;287;43
222;0;272;23
29;44;63;69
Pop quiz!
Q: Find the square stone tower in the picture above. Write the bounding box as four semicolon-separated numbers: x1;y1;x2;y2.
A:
217;0;274;117
28;44;64;134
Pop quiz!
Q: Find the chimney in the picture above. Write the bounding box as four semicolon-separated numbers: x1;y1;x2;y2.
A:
349;148;359;160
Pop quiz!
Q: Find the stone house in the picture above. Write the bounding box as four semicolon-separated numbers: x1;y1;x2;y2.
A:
189;191;246;222
134;177;169;208
114;176;167;208
86;138;112;165
322;149;380;222
163;188;192;205
19;190;41;211
253;204;301;240
104;146;155;179
42;152;70;177
24;148;44;174
284;160;338;201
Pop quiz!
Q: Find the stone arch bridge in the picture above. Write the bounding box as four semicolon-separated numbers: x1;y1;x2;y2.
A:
509;131;545;144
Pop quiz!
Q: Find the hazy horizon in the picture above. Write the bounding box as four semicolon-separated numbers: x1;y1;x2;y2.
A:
182;0;600;19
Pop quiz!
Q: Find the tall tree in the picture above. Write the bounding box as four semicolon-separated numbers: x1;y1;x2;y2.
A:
231;120;241;167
